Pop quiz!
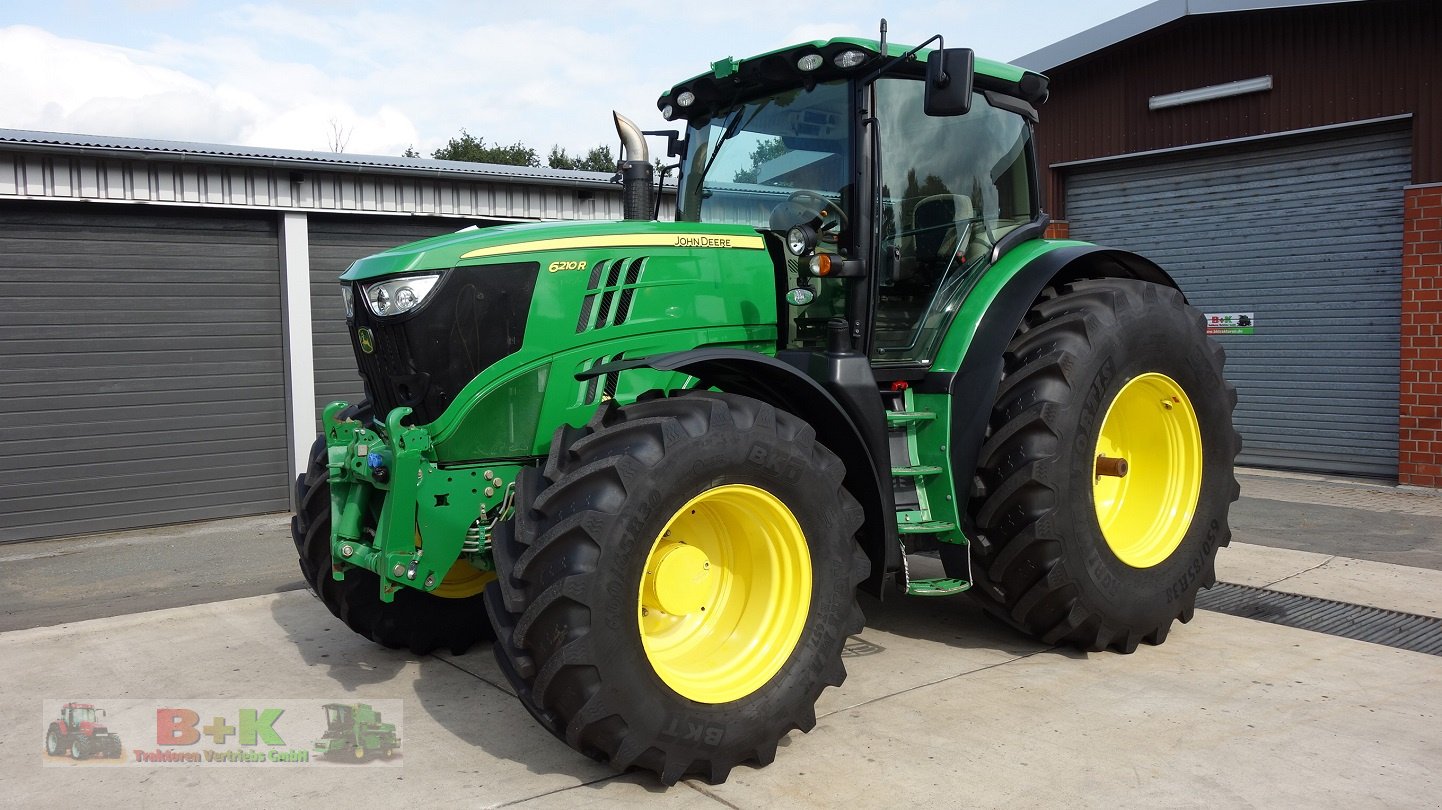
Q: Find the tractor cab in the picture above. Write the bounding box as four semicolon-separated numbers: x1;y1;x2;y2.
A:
322;703;353;730
63;703;99;728
660;38;1047;362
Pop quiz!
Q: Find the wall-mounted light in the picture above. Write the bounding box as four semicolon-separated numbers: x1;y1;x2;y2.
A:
1149;76;1273;110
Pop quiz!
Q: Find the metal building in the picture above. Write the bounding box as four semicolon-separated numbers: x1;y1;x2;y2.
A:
1016;0;1441;483
0;130;659;542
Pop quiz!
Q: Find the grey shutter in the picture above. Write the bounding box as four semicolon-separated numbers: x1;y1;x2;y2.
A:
0;204;287;542
1065;128;1409;477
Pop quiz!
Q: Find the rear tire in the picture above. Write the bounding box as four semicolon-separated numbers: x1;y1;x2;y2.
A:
45;726;61;756
959;278;1240;653
291;411;494;656
485;391;868;785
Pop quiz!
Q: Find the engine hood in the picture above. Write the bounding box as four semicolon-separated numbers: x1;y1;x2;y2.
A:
340;220;767;282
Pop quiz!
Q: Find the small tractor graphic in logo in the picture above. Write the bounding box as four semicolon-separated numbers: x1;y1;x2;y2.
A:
313;703;398;761
46;702;123;760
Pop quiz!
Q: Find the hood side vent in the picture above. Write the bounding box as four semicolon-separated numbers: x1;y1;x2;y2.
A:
576;257;649;333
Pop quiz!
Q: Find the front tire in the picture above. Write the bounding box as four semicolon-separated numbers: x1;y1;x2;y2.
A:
291;419;495;656
45;726;62;756
960;278;1240;653
485;392;868;785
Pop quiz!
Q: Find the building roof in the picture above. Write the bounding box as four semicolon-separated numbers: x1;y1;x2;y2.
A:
1014;0;1366;72
0;128;618;189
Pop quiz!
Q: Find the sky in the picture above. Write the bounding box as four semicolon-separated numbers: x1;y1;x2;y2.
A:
0;0;1156;160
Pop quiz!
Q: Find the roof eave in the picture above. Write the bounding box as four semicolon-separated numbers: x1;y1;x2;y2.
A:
0;131;623;191
1013;0;1367;73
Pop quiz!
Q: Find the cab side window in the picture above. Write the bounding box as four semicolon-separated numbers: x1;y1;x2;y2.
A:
873;81;1035;362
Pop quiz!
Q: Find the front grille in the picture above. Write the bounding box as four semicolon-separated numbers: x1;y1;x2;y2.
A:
349;262;539;423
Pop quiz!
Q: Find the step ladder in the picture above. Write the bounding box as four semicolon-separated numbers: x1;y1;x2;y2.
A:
885;388;971;598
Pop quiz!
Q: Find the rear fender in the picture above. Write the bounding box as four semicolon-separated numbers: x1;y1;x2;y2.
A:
929;244;1180;535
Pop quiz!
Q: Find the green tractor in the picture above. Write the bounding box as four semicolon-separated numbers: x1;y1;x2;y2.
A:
292;32;1239;785
314;703;400;760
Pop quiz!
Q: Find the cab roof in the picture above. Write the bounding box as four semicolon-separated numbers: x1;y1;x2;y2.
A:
659;37;1048;121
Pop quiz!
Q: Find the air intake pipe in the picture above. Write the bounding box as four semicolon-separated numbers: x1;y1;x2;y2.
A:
613;112;655;220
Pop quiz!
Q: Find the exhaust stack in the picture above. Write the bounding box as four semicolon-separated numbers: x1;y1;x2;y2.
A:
613;112;655;220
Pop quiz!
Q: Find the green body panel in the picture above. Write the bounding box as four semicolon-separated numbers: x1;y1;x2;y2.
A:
341;220;770;281
930;239;1086;374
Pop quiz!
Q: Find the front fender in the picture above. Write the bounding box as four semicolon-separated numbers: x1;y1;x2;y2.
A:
583;349;897;596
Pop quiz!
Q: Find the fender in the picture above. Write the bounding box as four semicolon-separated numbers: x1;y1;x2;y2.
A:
925;244;1180;537
582;348;898;596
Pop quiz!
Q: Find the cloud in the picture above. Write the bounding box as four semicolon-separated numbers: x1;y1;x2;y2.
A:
0;2;1157;160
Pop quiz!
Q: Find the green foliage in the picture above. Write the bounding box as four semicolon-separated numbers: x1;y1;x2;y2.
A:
547;144;617;172
732;137;789;184
432;129;540;167
401;145;420;158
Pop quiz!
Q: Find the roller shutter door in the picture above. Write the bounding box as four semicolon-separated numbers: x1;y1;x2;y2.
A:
0;203;288;542
1065;127;1409;477
307;216;489;424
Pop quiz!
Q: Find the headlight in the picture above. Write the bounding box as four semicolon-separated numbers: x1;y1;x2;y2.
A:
786;224;816;257
362;274;442;317
341;285;354;319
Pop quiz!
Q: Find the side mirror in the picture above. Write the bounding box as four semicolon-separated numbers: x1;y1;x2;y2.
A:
924;48;974;116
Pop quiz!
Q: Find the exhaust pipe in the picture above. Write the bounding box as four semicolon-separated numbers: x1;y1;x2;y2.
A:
613;112;655;220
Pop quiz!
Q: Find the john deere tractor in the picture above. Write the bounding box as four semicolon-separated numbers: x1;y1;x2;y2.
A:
292;32;1239;785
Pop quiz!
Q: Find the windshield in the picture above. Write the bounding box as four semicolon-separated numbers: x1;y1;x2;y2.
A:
676;80;852;228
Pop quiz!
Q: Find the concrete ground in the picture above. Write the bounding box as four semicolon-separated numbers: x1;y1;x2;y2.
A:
1;470;1439;807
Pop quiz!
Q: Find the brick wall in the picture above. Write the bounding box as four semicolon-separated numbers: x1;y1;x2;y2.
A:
1044;220;1069;240
1400;184;1442;487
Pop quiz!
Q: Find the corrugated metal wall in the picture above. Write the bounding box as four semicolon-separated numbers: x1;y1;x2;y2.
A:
0;152;633;220
1065;127;1409;476
0;203;289;542
1037;0;1440;213
307;216;498;424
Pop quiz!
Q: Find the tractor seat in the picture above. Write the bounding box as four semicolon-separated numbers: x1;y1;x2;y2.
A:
911;194;974;268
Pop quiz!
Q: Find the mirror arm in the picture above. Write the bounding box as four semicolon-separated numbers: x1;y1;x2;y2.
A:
861;33;944;86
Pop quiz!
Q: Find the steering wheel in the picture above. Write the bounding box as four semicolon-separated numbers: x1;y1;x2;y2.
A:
769;190;848;237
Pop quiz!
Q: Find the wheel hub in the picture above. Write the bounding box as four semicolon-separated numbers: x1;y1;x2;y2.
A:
646;543;714;616
1092;372;1203;569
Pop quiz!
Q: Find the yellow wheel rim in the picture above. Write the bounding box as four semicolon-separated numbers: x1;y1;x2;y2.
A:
1092;372;1203;568
417;527;495;599
430;559;496;599
638;484;812;704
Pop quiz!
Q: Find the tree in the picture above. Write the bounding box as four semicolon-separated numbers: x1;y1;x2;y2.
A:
327;118;353;154
401;145;420;158
732;137;789;184
431;129;540;167
548;144;617;172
